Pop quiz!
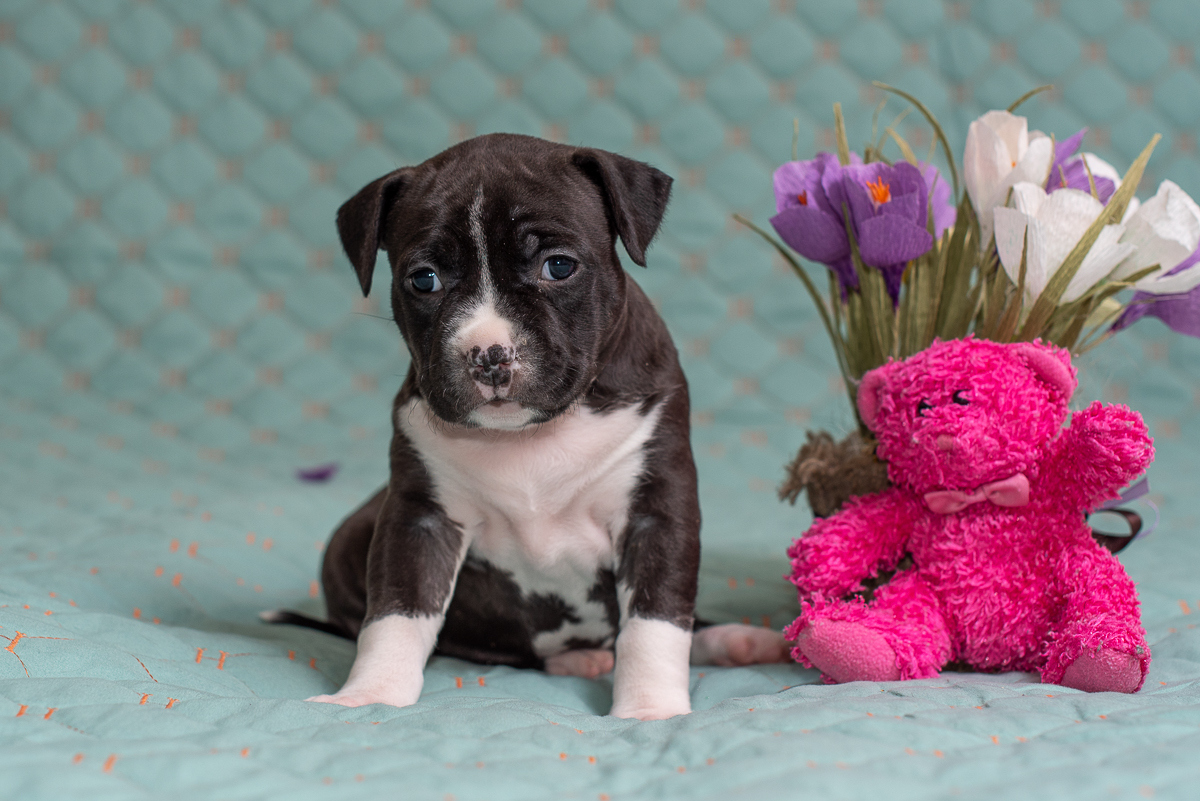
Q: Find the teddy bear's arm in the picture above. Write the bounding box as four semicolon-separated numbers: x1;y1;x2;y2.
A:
787;488;919;598
1048;402;1154;511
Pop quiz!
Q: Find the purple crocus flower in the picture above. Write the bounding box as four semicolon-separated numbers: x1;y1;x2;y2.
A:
1045;128;1116;203
770;152;858;290
834;160;936;302
1112;247;1200;337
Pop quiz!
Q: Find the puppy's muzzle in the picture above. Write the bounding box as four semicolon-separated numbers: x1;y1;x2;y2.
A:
469;344;515;389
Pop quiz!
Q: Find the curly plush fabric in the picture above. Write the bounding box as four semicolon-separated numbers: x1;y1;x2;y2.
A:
786;338;1155;692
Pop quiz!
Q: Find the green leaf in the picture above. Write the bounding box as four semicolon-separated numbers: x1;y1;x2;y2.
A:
833;102;851;167
1006;84;1053;113
872;81;959;198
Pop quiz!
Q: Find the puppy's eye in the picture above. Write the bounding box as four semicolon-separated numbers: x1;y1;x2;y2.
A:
952;389;970;406
541;256;577;281
916;399;933;417
410;269;442;293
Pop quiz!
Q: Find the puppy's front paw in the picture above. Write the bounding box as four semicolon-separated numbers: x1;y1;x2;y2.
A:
609;699;691;721
690;623;788;666
306;690;417;708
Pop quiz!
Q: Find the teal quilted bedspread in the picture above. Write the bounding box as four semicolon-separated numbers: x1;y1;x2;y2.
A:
3;1;1200;798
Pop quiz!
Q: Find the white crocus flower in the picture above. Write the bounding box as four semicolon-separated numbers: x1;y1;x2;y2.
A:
1111;180;1200;295
963;110;1055;246
994;182;1134;304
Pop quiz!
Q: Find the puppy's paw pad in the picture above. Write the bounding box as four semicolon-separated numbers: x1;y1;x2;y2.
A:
545;649;615;679
691;624;788;666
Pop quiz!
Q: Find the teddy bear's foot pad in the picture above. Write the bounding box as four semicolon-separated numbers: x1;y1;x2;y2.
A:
1060;647;1142;693
795;620;901;683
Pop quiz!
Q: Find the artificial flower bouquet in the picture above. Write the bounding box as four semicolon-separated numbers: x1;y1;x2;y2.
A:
743;84;1200;516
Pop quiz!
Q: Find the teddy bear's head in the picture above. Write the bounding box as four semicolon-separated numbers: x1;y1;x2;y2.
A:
857;338;1077;494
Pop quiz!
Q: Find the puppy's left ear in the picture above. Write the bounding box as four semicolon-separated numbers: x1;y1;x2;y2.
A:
336;168;413;296
572;149;672;267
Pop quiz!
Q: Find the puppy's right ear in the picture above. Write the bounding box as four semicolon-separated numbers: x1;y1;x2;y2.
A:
336;168;412;296
571;149;672;267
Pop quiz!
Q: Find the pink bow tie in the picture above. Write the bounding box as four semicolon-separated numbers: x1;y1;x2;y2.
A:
923;473;1030;515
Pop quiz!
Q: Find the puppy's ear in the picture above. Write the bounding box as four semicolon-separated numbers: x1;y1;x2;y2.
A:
336;168;412;296
572;149;672;267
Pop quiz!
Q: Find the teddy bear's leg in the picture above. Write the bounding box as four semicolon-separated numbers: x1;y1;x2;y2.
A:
1041;547;1150;693
787;571;952;683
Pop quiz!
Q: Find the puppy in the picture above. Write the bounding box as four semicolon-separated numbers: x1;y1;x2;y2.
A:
284;134;785;720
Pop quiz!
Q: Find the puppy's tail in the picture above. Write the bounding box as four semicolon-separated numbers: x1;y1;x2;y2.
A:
260;609;352;639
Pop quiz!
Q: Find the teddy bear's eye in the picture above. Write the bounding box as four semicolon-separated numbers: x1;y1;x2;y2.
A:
916;399;933;417
952;390;970;406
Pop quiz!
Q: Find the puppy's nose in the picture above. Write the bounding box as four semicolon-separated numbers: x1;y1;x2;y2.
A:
469;344;515;387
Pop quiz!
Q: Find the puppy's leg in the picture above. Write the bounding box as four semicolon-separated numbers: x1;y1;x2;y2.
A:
690;624;789;667
309;447;468;709
544;649;614;679
609;393;701;721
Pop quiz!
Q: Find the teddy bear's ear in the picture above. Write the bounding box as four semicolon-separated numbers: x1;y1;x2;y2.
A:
1014;342;1077;399
856;366;891;429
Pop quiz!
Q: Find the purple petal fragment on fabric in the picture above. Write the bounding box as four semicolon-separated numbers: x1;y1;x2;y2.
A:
297;462;340;483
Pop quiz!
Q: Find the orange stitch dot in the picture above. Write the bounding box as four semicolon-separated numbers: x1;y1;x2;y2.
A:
807;760;818;768
559;752;567;760
253;585;263;593
1180;600;1192;615
677;766;686;773
698;672;705;678
187;542;198;557
246;533;256;545
309;657;317;669
477;676;485;686
195;648;204;663
23;605;29;609
587;756;596;764
172;573;182;587
836;761;849;769
475;762;484;769
15;705;27;717
154;567;164;577
322;777;333;785
905;748;916;755
706;758;715;765
165;698;177;709
44;610;52;615
747;708;754;711
727;578;737;589
102;755;117;773
934;750;944;758
132;608;141;619
866;712;873;716
287;650;295;660
169;540;179;553
355;774;364;782
575;729;583;734
1017;736;1027;742
69;600;76;606
1045;694;1054;697
48;592;56;598
455;677;463;688
89;568;98;574
152;618;160;625
309;580;319;598
139;694;151;705
991;735;999;744
241;748;250;757
217;651;228;670
44;708;56;719
599;795;610;801
262;538;273;551
237;578;245;586
1099;714;1107;719
72;753;84;764
200;512;211;522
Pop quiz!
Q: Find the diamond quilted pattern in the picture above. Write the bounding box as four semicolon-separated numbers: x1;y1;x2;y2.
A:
931;22;991;81
16;2;82;62
94;264;164;327
883;0;943;40
107;92;173;152
0;313;19;365
293;8;360;73
236;314;306;366
61;48;127;109
44;309;117;370
523;0;587;31
195;183;263;243
1155;69;1200;128
707;62;770;123
235;386;303;428
282;352;352;401
240;230;307;289
569;13;634;76
56;132;123;200
0;46;33;107
247;0;314;27
153;139;219;199
614;59;679;120
430;57;497;119
198;95;266;157
523;57;589;120
569;100;636;152
154;51;222;113
141;309;218;368
90;350;163;402
2;263;70;327
284;272;353;329
614;0;678;33
9;174;75;238
661;15;726;77
1064;65;1128;122
200;4;266;69
338;56;406;116
430;0;497;30
187;350;257;397
794;0;858;37
292;97;359;160
190;271;259;328
12;87;79;150
337;144;400;193
109;4;175;66
706;0;771;34
1061;0;1124;38
147;226;212;285
54;221;119;283
0;133;29;194
971;0;1036;39
476;13;542;74
245;143;310;204
103;180;169;239
1150;0;1200;42
661;103;726;165
477;100;541;138
840;20;904;80
384;11;452;73
288;185;341;247
340;0;404;28
329;316;401;373
246;53;314;118
1016;20;1082;81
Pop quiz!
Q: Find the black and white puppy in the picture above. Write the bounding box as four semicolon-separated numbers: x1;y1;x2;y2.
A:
293;134;785;720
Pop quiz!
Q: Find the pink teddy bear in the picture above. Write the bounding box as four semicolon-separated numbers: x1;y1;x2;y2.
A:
785;337;1154;693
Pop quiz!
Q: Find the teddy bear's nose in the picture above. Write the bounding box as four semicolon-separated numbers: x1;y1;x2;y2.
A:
936;434;956;452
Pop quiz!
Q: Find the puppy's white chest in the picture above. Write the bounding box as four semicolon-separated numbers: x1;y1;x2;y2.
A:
400;400;660;576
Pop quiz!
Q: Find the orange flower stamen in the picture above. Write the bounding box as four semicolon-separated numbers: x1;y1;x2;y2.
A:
796;191;808;206
866;176;891;205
